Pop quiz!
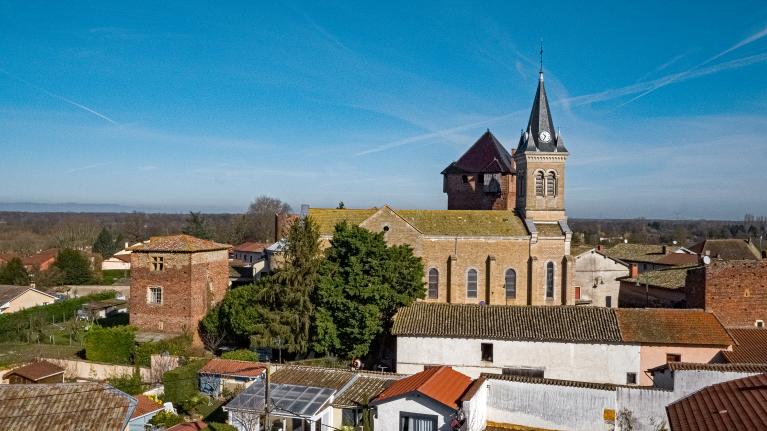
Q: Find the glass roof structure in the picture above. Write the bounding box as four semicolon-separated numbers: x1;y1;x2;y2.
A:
225;381;335;418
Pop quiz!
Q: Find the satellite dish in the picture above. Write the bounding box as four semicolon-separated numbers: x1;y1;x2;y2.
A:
703;255;711;265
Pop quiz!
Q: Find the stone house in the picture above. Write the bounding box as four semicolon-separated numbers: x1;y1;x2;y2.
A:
573;246;629;307
129;234;230;345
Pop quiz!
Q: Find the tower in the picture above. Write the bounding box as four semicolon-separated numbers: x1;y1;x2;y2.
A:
514;70;568;222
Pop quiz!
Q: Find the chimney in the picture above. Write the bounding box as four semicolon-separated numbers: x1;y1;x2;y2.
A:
630;263;638;279
596;244;604;252
662;245;669;254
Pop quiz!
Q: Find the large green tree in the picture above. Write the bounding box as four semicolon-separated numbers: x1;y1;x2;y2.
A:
0;257;31;285
182;211;211;240
93;228;123;258
312;222;424;359
54;248;94;285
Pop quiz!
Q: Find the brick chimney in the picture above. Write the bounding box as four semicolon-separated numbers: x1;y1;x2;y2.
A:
662;245;669;254
629;263;638;278
596;244;604;252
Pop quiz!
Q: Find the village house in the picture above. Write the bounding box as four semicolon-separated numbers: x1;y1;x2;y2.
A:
391;303;732;385
0;285;57;314
231;241;268;265
127;395;164;431
102;253;131;271
281;70;577;307
371;365;472;431
77;297;128;320
21;248;58;272
618;265;694;308
604;243;694;273
689;238;763;261
3;360;64;384
129;234;230;345
0;383;137;430
198;358;267;397
573;246;629;307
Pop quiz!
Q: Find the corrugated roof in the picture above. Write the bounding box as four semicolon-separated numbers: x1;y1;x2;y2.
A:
0;383;135;430
651;362;767;373
131;395;163;419
689;239;762;261
615;309;732;346
6;360;64;382
130;235;230;253
199;359;266;378
270;366;356;391
373;366;472;409
723;328;767;364
392;303;622;343
666;373;767;431
619;266;695;290
332;375;400;407
482;373;624;391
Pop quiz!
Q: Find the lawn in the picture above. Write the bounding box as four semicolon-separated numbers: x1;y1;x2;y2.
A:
101;269;130;285
0;342;83;368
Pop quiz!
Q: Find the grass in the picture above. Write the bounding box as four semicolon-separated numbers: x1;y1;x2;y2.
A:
101;269;130;285
0;342;83;368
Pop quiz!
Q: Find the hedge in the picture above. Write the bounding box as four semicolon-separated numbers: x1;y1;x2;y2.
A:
84;325;135;364
107;370;145;395
0;291;116;342
134;333;193;367
163;358;207;406
220;349;260;362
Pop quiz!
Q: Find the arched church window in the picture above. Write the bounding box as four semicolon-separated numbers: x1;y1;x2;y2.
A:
545;262;555;299
535;171;545;197
546;171;557;197
504;269;516;300
466;269;478;299
428;268;439;299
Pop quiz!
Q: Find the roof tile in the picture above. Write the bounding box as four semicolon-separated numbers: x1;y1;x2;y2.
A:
130;235;230;253
615;308;732;346
199;359;266;378
373;366;471;409
723;328;767;364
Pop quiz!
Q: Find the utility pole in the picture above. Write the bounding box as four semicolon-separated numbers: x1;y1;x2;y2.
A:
264;365;271;431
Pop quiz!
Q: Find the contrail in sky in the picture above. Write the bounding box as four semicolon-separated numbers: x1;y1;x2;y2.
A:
0;67;118;125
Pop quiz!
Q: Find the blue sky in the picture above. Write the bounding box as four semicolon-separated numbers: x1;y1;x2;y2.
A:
1;1;766;218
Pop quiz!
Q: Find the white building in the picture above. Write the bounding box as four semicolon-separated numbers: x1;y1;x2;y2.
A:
371;366;472;431
573;246;629;307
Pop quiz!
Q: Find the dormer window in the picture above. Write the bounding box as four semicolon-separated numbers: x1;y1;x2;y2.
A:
151;256;164;271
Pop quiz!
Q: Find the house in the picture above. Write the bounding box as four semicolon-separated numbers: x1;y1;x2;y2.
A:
77;298;128;320
371;366;472;431
198;358;266;397
128;234;230;346
127;395;164;431
0;383;136;430
604;243;691;273
264;240;287;273
232;242;268;265
689;238;763;261
225;365;401;431
573;246;629;307
21;248;58;271
392;303;733;385
666;373;767;431
102;253;131;271
0;285;57;314
618;265;695;308
721;327;767;363
0;252;18;265
4;360;64;384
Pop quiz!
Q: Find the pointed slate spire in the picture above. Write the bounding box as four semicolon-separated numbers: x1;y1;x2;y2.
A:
516;70;566;153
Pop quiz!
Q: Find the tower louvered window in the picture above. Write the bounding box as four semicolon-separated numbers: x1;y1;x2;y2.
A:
546;171;557;196
535;171;545;197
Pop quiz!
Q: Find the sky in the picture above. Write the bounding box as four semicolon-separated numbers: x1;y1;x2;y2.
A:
1;1;767;219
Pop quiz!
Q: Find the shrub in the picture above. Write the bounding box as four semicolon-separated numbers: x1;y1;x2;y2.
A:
107;371;145;395
163;358;207;407
209;423;238;431
149;410;183;428
84;325;135;364
134;332;193;366
220;349;259;362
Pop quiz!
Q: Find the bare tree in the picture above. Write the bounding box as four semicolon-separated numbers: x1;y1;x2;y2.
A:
240;196;292;243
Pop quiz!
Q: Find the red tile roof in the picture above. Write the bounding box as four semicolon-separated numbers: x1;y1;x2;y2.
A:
130;395;163;419
233;242;268;253
167;421;208;431
615;308;733;346
6;360;64;382
373;366;472;409
666;373;767;431
723;328;767;364
130;235;230;253
199;358;266;378
655;253;699;267
113;254;132;263
21;249;58;267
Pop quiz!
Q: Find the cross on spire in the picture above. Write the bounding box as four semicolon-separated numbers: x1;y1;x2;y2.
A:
539;39;544;76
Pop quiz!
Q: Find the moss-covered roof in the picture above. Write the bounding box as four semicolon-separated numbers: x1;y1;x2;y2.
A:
307;208;378;235
620;266;696;290
604;243;678;264
535;223;563;237
307;207;529;237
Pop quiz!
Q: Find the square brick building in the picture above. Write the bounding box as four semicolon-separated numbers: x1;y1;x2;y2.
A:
129;235;230;345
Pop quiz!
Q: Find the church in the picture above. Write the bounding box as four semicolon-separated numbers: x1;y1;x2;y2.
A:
303;69;573;306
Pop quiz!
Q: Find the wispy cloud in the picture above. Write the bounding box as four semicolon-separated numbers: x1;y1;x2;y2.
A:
65;162;112;174
623;25;767;105
138;165;158;171
0;68;118;125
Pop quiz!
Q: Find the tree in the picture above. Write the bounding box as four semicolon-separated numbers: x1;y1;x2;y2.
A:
93;228;122;258
182;211;211;240
312;222;424;359
240;196;292;242
54;248;94;285
0;257;30;285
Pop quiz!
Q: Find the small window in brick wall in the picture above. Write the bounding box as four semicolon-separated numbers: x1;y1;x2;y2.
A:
148;287;162;304
151;256;164;271
481;343;493;362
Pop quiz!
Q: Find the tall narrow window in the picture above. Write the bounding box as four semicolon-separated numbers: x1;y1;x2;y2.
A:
535;171;545;197
546;171;557;196
466;269;478;298
545;262;554;299
427;268;439;299
504;269;516;300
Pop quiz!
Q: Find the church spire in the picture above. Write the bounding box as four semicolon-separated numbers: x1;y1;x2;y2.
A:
516;57;567;154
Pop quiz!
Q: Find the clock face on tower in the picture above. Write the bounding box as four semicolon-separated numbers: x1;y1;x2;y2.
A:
539;131;551;143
